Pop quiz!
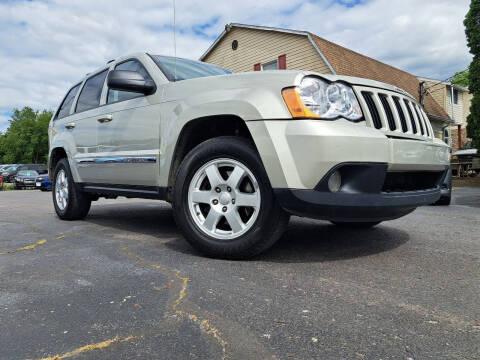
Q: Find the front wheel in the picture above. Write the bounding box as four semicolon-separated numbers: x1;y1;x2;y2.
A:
172;137;289;259
52;158;91;220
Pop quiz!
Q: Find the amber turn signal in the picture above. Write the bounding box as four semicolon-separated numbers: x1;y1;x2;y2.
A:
281;88;320;119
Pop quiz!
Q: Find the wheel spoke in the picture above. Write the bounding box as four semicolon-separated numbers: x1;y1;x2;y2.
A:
235;192;259;208
224;210;244;233
226;165;245;189
203;208;221;231
191;190;211;204
205;163;223;188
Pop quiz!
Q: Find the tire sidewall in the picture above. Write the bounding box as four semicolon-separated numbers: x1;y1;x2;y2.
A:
173;137;279;256
52;159;74;217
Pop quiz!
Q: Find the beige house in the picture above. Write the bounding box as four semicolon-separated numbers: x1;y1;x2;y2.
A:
200;23;452;140
418;77;472;151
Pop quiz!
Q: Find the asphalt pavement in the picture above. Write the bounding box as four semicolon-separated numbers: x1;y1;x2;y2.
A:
0;187;479;360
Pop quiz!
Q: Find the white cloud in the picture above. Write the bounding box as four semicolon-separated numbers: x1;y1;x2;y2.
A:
0;0;471;122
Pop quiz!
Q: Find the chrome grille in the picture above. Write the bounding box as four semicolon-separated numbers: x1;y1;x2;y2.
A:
355;86;433;140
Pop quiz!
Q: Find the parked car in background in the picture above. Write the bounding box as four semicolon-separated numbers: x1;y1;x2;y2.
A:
1;165;19;182
35;174;52;191
0;164;14;172
48;53;450;259
14;170;39;189
1;164;47;182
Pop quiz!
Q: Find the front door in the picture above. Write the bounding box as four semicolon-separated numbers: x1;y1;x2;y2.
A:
94;59;160;186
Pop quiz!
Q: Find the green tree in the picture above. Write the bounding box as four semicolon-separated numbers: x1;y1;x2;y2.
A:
451;70;470;88
0;107;53;164
465;0;480;148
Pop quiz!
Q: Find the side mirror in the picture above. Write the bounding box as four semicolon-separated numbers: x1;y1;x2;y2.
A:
107;70;156;95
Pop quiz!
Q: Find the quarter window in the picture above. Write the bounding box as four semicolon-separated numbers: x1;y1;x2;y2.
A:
76;70;108;113
107;60;152;103
56;84;80;119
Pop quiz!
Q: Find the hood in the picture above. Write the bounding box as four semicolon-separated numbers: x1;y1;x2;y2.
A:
167;70;414;100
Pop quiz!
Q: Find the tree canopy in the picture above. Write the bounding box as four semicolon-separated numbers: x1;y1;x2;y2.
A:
465;0;480;149
0;107;53;165
451;70;470;88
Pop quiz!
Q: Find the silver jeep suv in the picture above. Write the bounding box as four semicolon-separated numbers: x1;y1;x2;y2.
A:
48;52;449;258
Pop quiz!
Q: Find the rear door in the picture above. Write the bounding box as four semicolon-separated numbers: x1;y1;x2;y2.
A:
94;58;160;186
68;69;110;183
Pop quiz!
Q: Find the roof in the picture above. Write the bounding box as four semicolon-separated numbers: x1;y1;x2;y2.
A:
201;23;451;122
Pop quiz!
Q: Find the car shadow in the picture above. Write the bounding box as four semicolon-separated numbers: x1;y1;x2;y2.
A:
83;200;409;262
257;217;410;263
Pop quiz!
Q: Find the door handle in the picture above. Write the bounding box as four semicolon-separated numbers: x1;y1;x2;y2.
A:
97;115;113;123
65;122;76;129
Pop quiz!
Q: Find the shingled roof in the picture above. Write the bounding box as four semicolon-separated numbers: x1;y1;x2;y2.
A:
308;34;450;121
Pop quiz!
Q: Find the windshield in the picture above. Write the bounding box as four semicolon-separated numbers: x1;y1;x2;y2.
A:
18;170;38;176
150;55;231;82
6;166;17;171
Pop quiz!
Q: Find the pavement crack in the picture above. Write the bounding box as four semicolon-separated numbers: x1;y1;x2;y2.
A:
0;234;65;255
35;335;138;360
121;248;228;360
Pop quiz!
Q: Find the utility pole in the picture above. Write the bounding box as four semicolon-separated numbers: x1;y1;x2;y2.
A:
419;81;425;106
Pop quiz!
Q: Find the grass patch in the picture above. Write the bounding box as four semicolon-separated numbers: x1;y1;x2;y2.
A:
1;183;15;191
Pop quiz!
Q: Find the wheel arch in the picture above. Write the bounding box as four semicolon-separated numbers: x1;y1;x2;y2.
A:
166;114;258;201
49;147;68;178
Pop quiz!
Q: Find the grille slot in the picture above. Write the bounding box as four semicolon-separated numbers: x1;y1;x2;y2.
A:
379;94;396;130
392;97;408;132
413;105;425;135
403;99;417;134
417;105;431;137
361;91;382;129
354;85;432;140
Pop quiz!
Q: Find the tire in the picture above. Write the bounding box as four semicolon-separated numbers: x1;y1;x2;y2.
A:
172;136;289;259
331;221;381;228
52;158;91;220
434;193;451;206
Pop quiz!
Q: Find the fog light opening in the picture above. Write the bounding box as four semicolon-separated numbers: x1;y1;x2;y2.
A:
328;171;342;192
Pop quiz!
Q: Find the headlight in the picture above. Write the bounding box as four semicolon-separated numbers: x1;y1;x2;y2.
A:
282;77;363;121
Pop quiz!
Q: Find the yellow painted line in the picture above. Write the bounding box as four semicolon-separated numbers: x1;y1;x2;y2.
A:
0;234;65;255
38;335;136;360
121;248;228;359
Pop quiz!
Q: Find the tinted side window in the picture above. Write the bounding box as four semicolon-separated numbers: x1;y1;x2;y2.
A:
57;84;80;119
107;60;152;104
76;70;108;113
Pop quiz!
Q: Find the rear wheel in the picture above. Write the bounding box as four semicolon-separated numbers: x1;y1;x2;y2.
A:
331;221;381;228
52;158;91;220
172;136;289;259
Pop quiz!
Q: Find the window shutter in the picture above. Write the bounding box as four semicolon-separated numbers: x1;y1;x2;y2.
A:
278;54;286;70
253;63;261;71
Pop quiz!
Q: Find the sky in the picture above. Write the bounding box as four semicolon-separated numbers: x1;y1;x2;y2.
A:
0;0;472;131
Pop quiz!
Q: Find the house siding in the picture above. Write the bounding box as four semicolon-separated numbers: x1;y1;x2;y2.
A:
445;87;466;125
203;27;332;74
423;79;447;110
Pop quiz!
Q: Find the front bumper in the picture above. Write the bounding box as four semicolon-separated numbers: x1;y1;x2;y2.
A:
274;161;447;222
247;119;450;189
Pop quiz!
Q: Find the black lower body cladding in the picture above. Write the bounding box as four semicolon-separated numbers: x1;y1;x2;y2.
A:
275;163;448;223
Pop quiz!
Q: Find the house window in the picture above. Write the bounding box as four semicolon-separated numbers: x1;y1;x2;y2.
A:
453;88;458;104
262;60;278;70
253;55;286;71
444;128;450;145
